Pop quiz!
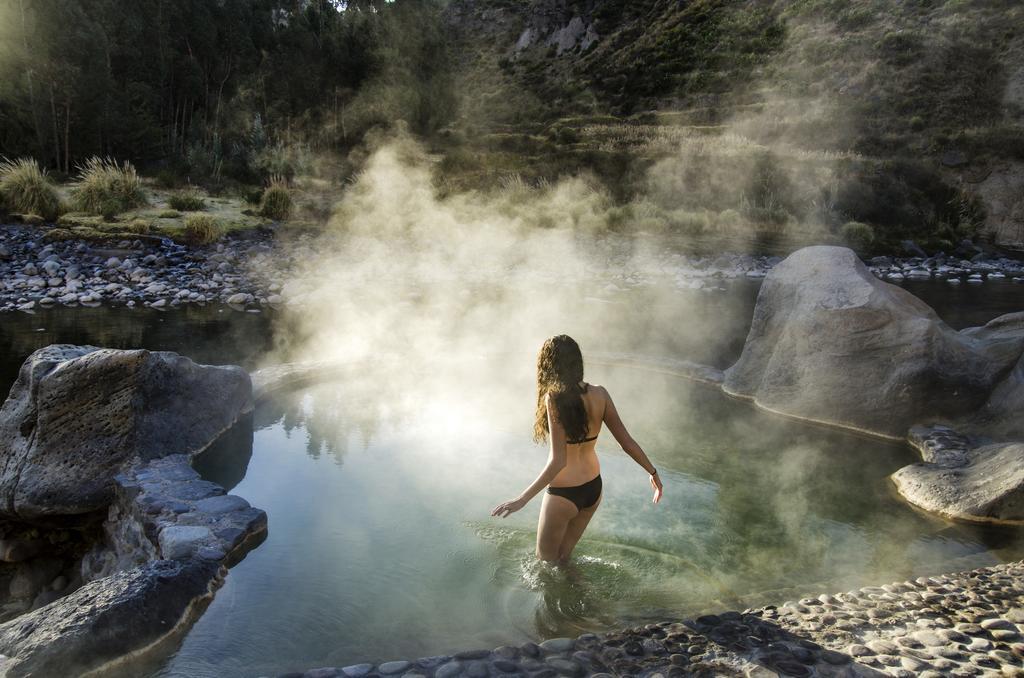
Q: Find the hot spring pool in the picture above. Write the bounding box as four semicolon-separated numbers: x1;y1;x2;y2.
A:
155;362;1024;677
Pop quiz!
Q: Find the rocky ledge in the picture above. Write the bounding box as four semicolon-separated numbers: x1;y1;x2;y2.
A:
281;560;1024;678
0;345;266;676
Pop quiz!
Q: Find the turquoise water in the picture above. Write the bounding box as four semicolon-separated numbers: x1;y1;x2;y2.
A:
0;280;1021;678
157;363;1024;677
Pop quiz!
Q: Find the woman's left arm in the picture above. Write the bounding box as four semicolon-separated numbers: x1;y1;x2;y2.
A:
491;395;568;518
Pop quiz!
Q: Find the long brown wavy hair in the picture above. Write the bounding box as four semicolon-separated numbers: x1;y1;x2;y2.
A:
533;335;589;443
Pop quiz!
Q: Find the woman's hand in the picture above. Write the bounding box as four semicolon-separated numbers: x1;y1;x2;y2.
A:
650;473;663;504
491;496;528;518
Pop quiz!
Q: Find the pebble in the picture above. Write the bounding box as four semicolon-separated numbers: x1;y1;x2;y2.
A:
301;560;1024;678
378;661;411;674
434;662;461;678
539;638;574;653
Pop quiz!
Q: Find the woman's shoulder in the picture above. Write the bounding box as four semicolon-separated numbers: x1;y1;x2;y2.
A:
585;383;610;400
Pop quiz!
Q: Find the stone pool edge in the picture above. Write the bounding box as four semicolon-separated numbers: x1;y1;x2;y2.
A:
278;560;1024;678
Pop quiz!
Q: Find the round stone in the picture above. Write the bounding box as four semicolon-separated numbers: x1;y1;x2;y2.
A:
465;661;488;678
938;629;969;643
847;644;873;657
969;654;998;667
901;656;929;672
623;641;643;656
435;662;463;678
897;636;924;649
379;661;411;675
934;646;965;660
980;618;1014;631
341;664;374;677
866;640;898;655
912;630;945;647
544;657;583;677
669;654;688;666
967;637;993;652
539;638;574;653
956;623;984;635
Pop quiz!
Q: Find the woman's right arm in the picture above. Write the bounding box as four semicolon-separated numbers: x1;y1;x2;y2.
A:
601;386;663;503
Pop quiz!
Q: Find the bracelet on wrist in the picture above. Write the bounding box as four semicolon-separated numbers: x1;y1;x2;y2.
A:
649;468;658;476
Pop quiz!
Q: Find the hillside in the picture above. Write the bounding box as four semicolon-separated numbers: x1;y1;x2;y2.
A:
438;0;1024;250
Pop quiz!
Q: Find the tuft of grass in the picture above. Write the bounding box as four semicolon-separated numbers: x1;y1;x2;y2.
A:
259;176;292;220
183;214;222;245
841;221;875;251
167;189;205;211
159;209;181;218
124;219;151;235
0;157;63;221
72;156;147;217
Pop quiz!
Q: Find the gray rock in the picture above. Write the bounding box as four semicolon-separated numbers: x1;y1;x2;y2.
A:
0;345;253;522
0;559;220;677
341;664;375;677
722;247;1024;438
893;442;1024;523
306;669;340;678
539;637;575;653
194;494;250;514
435;661;463;678
963;335;1024;440
158;526;213;559
379;661;412;674
544;657;583;676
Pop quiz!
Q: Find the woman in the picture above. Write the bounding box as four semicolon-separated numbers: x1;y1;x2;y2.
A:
491;335;663;563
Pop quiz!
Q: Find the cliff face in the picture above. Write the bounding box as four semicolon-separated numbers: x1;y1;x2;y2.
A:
441;0;1024;248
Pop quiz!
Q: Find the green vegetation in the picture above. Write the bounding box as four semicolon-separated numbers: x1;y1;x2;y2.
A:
1;0;1019;251
0;157;63;221
183;215;223;246
0;0;454;183
841;221;875;251
168;189;205;212
72;157;146;218
259;178;292;221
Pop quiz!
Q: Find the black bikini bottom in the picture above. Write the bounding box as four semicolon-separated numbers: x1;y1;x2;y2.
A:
547;474;602;511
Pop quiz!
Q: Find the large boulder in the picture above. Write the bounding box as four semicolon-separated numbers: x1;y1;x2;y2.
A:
892;442;1024;524
0;345;252;523
0;558;221;677
722;246;1024;438
959;334;1024;441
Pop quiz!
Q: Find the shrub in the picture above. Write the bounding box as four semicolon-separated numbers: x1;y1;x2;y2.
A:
0;157;63;221
124;219;151;234
841;221;875;250
715;208;743;232
676;209;716;235
73;157;147;217
259;177;292;220
183;214;222;245
168;189;205;211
